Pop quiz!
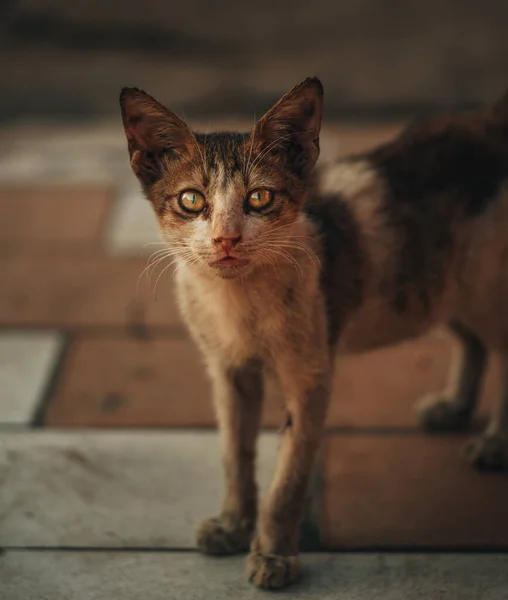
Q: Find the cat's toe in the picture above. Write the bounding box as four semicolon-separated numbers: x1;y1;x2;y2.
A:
196;516;252;555
462;434;508;471
416;395;471;432
246;544;301;589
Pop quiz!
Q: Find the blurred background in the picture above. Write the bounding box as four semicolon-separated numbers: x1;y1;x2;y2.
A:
2;0;508;121
2;2;508;598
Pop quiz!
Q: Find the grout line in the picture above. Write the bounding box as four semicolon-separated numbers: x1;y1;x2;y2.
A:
31;332;73;427
316;546;508;553
2;545;508;554
0;546;198;553
0;424;475;435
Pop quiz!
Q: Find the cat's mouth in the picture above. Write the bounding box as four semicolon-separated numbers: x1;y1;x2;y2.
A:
210;256;251;269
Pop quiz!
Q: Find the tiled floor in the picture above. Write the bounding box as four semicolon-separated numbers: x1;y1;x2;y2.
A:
1;121;507;598
3;552;508;600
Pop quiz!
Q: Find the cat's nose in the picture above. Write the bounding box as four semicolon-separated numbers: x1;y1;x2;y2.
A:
213;234;242;254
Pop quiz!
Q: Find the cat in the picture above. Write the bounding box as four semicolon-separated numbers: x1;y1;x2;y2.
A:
120;78;508;589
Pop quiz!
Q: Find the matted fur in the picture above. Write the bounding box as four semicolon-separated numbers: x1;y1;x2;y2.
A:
120;79;508;589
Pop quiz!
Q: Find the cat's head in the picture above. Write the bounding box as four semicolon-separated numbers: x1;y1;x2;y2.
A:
119;78;323;279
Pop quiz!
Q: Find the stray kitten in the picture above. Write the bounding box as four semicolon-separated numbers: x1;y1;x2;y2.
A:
120;78;508;589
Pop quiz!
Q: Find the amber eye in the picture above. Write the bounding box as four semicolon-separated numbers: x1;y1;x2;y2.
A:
247;189;273;211
178;190;206;213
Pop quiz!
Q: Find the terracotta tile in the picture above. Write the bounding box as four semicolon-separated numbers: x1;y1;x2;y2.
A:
328;334;452;428
46;337;285;427
0;254;180;327
0;186;114;245
45;332;499;428
329;333;496;428
322;434;508;548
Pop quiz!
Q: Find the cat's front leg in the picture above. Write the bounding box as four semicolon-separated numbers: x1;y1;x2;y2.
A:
247;363;330;589
197;357;264;555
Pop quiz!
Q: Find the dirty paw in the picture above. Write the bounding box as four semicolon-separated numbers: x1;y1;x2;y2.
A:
416;396;471;432
462;434;508;471
246;547;301;589
196;516;252;556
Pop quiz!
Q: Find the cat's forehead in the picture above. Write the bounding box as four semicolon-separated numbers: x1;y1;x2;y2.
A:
195;131;248;176
158;129;282;195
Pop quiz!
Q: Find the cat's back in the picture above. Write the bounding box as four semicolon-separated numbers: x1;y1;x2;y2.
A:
314;101;508;351
368;109;508;218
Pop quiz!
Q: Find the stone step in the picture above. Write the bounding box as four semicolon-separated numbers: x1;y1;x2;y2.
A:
0;431;279;548
1;551;507;599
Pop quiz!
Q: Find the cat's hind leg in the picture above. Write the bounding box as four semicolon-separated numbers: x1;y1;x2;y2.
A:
196;358;264;555
462;351;508;471
417;321;487;431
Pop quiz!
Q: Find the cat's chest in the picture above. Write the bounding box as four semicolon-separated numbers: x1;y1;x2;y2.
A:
175;272;286;363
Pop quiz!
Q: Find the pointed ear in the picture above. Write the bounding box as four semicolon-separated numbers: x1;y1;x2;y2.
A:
252;77;323;177
119;87;196;186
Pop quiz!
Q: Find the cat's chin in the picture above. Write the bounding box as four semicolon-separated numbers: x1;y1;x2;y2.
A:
209;263;253;279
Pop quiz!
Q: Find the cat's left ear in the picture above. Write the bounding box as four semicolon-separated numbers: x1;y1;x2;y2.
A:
119;87;196;186
253;77;323;177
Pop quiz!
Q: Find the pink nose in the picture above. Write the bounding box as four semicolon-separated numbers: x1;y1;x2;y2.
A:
213;234;242;254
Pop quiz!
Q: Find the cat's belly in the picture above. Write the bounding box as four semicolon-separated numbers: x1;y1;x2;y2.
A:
337;295;447;354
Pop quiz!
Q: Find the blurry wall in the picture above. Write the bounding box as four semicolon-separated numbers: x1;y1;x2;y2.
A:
1;0;508;121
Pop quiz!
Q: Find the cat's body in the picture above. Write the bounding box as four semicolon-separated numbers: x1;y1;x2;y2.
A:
120;79;508;590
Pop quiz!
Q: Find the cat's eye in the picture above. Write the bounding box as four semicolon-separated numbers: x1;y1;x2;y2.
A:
178;190;206;213
247;189;273;211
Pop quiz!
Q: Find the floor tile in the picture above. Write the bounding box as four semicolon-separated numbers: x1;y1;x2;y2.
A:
1;552;507;599
45;337;220;427
322;434;508;549
105;184;162;256
328;334;451;428
0;431;278;548
0;254;180;327
44;331;496;430
0;331;63;424
45;336;286;428
329;331;497;428
0;186;114;246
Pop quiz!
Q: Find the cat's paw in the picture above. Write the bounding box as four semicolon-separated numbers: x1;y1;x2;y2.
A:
462;434;508;471
246;544;301;589
196;516;252;555
416;395;471;432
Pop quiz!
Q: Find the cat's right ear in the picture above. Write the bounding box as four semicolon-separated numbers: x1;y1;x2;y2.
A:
119;88;195;186
252;77;324;177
